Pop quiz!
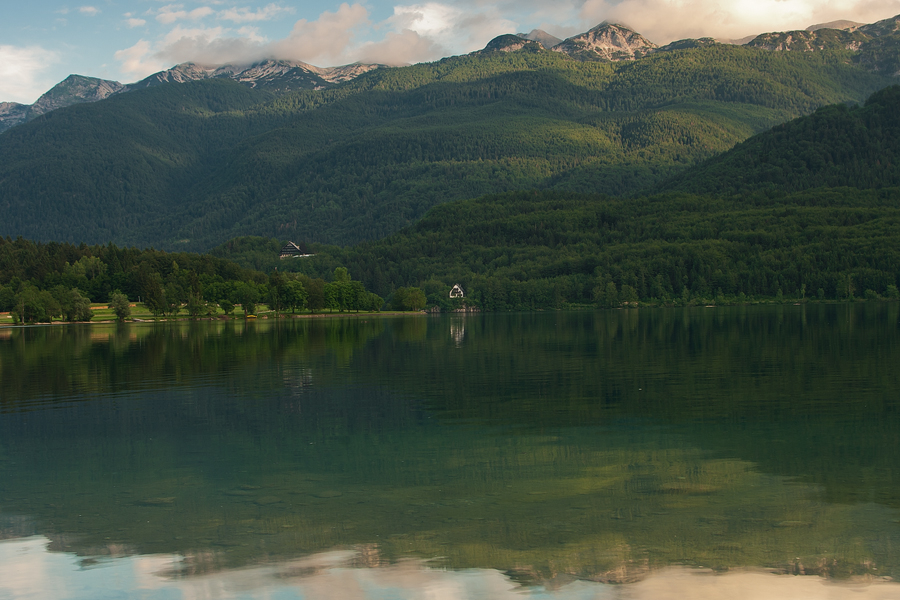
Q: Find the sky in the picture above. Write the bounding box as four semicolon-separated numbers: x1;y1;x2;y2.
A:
3;0;900;104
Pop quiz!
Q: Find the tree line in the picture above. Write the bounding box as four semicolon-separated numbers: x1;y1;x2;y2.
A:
0;238;391;323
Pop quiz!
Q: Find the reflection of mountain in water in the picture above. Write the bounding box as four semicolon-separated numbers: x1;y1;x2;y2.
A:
0;306;899;586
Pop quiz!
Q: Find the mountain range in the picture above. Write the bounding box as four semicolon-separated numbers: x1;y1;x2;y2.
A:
4;14;900;134
3;15;900;253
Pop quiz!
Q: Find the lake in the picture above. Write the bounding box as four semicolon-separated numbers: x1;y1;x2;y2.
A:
1;305;899;599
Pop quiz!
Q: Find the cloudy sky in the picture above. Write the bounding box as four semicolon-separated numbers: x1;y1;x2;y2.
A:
3;0;900;104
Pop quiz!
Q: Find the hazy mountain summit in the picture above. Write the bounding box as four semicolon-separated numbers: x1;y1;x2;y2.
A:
482;34;545;53
807;20;863;32
517;29;563;48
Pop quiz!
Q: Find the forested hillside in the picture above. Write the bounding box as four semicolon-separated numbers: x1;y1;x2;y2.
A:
263;187;900;310
0;43;893;250
661;84;900;195
0;80;279;248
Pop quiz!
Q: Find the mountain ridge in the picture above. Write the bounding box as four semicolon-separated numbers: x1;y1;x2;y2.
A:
0;59;385;133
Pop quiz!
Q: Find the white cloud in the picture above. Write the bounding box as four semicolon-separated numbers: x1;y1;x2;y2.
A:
112;0;900;79
345;1;519;63
391;3;462;37
0;45;59;104
578;0;900;44
156;24;269;65
114;40;168;79
157;5;216;25
79;6;100;16
357;29;447;64
386;2;518;54
220;3;293;23
269;3;371;65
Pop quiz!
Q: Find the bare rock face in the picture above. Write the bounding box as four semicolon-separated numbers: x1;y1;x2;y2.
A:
553;23;657;61
223;60;330;92
0;102;29;131
128;63;221;87
127;59;383;92
318;63;383;83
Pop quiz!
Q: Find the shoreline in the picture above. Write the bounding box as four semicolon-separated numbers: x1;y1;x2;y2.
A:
0;310;425;328
2;299;894;328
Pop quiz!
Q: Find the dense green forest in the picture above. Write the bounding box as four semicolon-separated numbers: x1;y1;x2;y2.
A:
233;187;900;310
0;43;893;250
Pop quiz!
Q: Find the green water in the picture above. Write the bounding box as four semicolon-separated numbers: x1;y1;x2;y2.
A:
0;305;899;597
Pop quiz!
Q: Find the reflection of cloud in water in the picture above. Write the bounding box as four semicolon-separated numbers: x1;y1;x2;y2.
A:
2;537;899;599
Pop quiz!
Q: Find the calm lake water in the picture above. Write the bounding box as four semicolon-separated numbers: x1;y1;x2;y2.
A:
1;305;899;599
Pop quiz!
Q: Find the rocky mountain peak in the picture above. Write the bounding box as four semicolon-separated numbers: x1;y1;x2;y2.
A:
553;22;658;61
30;75;126;117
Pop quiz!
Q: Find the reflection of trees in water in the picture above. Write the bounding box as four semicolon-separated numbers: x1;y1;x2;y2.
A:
0;318;387;410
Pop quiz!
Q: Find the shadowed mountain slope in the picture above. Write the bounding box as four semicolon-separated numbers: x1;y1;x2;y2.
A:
660;85;900;195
